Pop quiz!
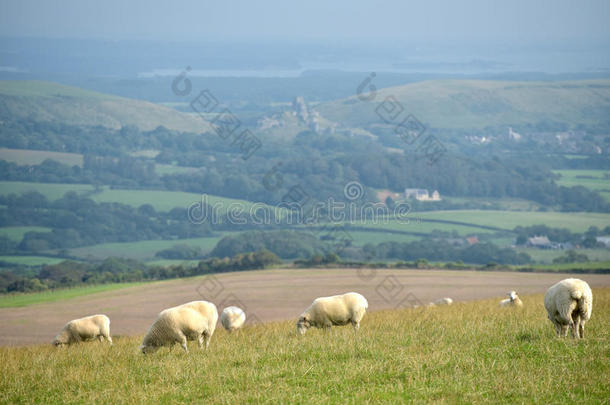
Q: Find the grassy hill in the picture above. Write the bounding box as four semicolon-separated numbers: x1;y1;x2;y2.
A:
0;80;211;132
317;79;610;130
0;289;608;403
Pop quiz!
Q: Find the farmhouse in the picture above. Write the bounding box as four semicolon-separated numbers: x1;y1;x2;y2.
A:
526;235;553;249
404;189;441;201
596;236;610;247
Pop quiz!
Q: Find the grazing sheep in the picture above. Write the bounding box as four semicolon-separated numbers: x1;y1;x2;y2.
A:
433;297;453;306
499;291;523;307
220;306;246;332
544;278;593;339
53;314;112;346
297;292;368;335
140;300;218;353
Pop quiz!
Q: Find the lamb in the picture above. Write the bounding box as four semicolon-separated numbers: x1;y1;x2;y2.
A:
220;306;246;332
140;300;218;353
544;278;593;339
499;291;523;307
433;297;453;306
297;292;368;335
53;314;112;346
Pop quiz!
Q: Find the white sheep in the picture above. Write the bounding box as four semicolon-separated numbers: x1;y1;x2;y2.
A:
433;297;453;306
544;278;593;339
53;314;112;346
140;300;218;353
220;306;246;332
297;292;368;335
499;291;523;307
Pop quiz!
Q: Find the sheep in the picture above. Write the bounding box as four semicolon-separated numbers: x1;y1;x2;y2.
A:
544;278;593;339
297;292;368;335
220;306;246;332
499;291;523;307
433;297;453;306
140;300;218;353
53;314;112;346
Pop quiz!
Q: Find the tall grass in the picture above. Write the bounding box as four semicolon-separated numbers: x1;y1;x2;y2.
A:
1;289;608;403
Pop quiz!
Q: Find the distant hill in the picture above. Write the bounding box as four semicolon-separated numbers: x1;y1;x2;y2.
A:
0;80;211;132
316;79;610;130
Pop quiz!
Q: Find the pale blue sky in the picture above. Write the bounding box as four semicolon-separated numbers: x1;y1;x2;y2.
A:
0;0;608;43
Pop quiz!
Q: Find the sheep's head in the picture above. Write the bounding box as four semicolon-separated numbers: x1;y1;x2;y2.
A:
508;291;518;301
296;315;311;335
52;338;64;347
140;344;157;354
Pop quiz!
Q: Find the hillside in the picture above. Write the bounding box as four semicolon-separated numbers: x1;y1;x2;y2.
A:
316;79;610;130
0;286;608;402
0;80;211;132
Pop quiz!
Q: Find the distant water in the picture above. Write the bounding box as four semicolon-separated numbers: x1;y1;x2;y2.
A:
1;37;609;78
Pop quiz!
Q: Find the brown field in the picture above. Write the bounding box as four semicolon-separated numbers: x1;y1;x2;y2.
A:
1;268;609;346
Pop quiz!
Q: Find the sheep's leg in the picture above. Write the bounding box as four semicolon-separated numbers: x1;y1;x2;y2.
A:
352;321;360;332
553;322;561;337
198;335;204;349
558;323;569;337
178;335;188;353
578;322;585;339
107;335;113;345
203;332;211;350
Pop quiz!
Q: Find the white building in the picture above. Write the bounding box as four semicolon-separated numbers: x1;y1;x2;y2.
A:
404;189;441;201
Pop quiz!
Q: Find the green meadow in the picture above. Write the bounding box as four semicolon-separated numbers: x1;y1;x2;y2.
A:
1;289;608;403
0;283;145;308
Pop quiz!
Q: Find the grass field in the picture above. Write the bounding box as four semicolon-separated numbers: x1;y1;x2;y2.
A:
318;79;610;130
0;288;608;403
0;181;94;200
0;80;211;133
414;210;610;233
0;226;51;242
66;235;227;260
0;255;65;266
0;181;273;214
553;169;610;191
0;148;83;167
154;163;199;176
518;261;610;272
0;283;145;308
516;248;610;264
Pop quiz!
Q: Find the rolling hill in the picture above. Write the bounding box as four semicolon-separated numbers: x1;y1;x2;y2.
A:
316;79;610;130
0;80;211;132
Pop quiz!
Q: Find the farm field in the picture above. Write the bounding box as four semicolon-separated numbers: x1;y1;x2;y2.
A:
343;230;420;245
0;283;608;402
516;248;610;264
0;181;272;214
414;210;610;232
66;235;227;260
0;181;94;200
1;268;608;346
0;226;51;241
553;169;610;191
154;163;199;176
0;148;83;167
0;283;144;308
348;219;498;236
0;255;65;266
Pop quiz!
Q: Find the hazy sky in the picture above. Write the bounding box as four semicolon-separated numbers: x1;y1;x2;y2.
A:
0;0;608;43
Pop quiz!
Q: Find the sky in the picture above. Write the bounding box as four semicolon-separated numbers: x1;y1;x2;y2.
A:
0;0;609;44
